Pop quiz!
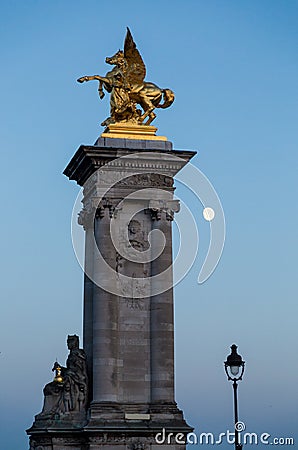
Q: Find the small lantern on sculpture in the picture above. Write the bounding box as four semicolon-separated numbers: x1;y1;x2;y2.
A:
53;365;63;383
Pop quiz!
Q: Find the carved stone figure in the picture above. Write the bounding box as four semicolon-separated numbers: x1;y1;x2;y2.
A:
116;218;150;308
77;28;174;126
39;335;88;418
128;219;149;250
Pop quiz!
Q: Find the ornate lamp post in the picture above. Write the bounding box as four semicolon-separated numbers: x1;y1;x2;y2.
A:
224;344;245;450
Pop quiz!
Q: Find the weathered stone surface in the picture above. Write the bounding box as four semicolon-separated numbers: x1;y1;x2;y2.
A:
29;430;192;449
28;138;196;449
63;141;195;187
94;137;173;151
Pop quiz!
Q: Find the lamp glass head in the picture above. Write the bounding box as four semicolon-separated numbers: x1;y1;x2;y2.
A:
230;365;240;376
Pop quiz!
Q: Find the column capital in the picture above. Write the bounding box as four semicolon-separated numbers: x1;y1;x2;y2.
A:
78;197;123;228
147;199;180;221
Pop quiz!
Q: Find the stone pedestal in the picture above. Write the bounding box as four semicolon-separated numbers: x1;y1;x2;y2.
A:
27;137;196;449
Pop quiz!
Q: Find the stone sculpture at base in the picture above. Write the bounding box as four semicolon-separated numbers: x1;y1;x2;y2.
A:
31;334;88;431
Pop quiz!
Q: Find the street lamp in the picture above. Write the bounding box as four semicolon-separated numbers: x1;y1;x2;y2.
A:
224;344;245;450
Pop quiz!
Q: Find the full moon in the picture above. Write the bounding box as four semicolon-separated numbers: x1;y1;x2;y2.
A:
203;207;215;221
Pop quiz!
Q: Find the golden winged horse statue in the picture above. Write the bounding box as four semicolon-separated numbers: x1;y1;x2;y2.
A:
77;28;175;127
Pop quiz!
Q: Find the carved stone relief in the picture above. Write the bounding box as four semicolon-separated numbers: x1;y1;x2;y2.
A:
116;217;150;306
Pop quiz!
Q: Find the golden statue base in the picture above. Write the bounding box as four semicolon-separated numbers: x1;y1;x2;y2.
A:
101;123;167;141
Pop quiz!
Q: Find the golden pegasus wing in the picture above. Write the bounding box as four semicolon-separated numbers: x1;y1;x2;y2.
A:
124;27;146;87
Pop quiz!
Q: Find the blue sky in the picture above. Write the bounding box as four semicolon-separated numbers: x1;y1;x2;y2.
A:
0;1;297;448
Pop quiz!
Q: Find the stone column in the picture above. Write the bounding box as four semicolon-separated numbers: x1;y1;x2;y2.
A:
79;208;95;397
149;201;179;405
92;202;119;403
